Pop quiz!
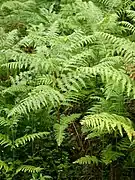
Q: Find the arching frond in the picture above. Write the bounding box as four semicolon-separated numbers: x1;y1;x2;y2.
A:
0;117;19;128
0;133;12;147
57;72;86;92
119;21;135;34
81;113;134;140
80;66;135;97
73;155;98;165
16;165;43;174
54;114;80;146
0;160;9;171
8;85;65;116
95;31;135;64
116;137;131;151
14;132;49;147
101;145;125;165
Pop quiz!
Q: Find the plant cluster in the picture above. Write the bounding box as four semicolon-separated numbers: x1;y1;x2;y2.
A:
1;0;135;179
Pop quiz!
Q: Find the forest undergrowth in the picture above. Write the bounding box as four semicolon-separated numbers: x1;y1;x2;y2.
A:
0;0;135;179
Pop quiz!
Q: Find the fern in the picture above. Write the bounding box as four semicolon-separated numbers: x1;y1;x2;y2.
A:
0;160;9;171
0;133;12;147
16;165;43;174
73;155;98;165
80;66;135;97
0;117;19;128
101;145;125;165
8;85;65;116
14;132;49;147
1;0;135;179
54;114;80;146
81;113;134;140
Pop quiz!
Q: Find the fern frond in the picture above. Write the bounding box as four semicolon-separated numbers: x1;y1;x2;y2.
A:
54;123;66;146
101;145;125;165
0;133;12;147
73;155;98;165
119;21;135;34
80;66;134;97
54;114;80;146
116;137;131;151
0;117;19;128
0;160;9;171
1;1;35;11
65;49;95;68
69;32;96;50
16;165;43;174
8;85;64;116
126;10;135;21
81;113;134;140
2;50;34;70
0;29;18;49
95;31;135;64
2;84;31;95
0;117;10;127
57;72;86;92
34;75;53;86
96;0;122;9
14;132;49;147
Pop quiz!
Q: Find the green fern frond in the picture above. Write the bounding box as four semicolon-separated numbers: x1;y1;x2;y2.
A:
14;132;49;147
16;165;43;174
1;0;37;14
2;84;31;95
0;133;12;147
65;49;95;68
34;75;53;86
54;123;66;146
74;0;103;23
101;145;125;165
80;66;134;96
0;117;10;127
95;31;135;64
119;21;135;34
0;29;18;49
99;56;123;67
126;10;135;21
54;114;80;146
96;0;122;9
57;72;86;92
8;85;64;116
0;117;19;128
81;113;134;140
0;160;9;171
69;33;96;50
2;50;34;70
116;137;131;151
73;155;98;165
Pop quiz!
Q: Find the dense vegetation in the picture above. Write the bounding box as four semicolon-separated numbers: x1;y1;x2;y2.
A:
1;0;135;179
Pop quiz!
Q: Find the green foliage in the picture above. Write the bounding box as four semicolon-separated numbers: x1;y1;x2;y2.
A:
101;145;125;165
0;160;8;171
81;113;134;140
14;132;50;147
0;134;12;147
54;114;80;146
73;155;98;165
0;0;135;179
16;165;43;174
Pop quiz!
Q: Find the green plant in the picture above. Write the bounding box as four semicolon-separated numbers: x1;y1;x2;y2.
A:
1;0;135;179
